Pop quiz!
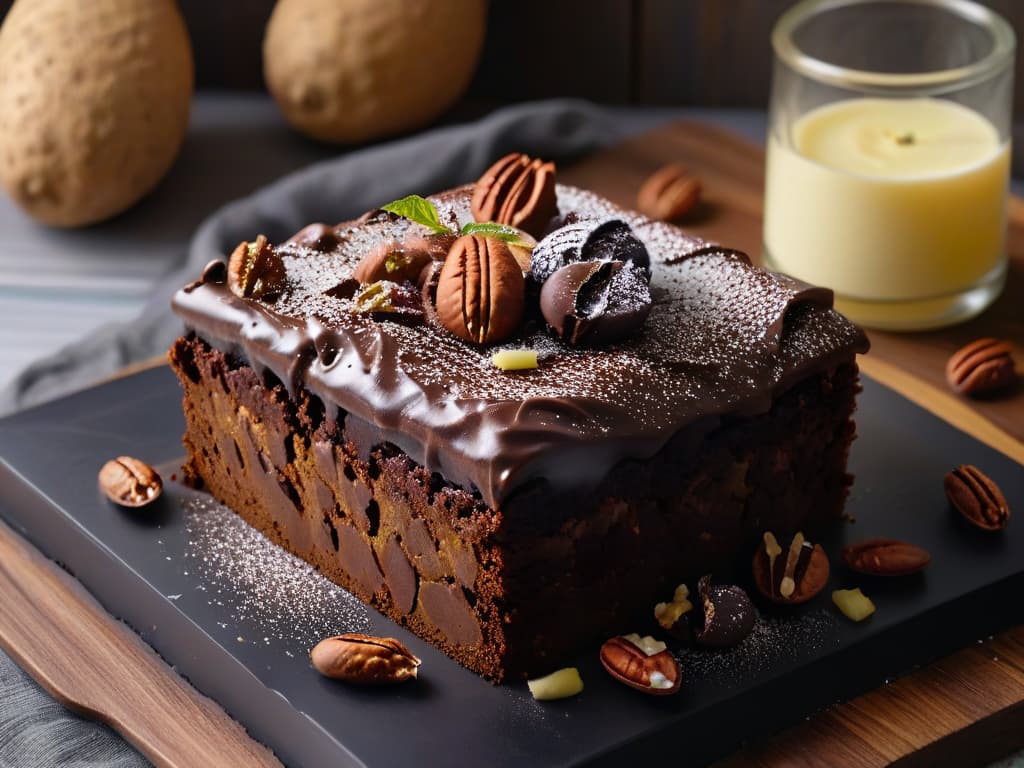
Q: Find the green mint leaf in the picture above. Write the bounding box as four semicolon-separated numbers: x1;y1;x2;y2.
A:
381;195;452;234
460;221;534;249
460;221;517;238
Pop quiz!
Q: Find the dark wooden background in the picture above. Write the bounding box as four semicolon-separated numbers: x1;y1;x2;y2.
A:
3;0;1024;114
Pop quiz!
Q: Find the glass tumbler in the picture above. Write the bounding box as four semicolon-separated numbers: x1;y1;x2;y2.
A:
763;0;1015;330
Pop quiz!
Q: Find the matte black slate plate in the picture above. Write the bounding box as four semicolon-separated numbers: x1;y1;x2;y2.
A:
0;366;1021;767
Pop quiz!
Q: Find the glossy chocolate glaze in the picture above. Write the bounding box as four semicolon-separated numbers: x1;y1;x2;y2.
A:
172;185;868;509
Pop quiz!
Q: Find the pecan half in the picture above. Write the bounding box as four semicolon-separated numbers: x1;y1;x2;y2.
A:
353;241;432;285
842;538;931;576
98;456;162;508
599;634;681;695
227;234;287;300
752;531;830;604
310;633;421;684
945;464;1010;531
636;164;702;221
471;153;558;238
945;338;1016;396
434;235;525;344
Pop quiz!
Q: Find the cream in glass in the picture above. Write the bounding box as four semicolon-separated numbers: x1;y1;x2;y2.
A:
763;0;1015;330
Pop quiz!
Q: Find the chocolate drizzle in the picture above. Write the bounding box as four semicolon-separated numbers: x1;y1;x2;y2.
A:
172;185;868;509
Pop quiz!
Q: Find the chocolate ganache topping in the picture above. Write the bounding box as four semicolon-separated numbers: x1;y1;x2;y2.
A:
172;184;868;509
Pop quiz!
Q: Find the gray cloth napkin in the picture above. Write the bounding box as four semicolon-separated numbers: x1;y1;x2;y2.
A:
0;100;620;766
1;100;621;416
0;652;149;768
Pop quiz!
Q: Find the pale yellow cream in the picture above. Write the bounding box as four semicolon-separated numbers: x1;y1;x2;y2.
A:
764;98;1009;306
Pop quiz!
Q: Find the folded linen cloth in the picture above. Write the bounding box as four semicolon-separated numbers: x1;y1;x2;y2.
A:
0;651;150;768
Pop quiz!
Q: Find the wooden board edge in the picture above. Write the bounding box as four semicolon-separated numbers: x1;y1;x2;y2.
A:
0;518;281;768
714;640;1024;768
102;354;168;384
886;701;1024;768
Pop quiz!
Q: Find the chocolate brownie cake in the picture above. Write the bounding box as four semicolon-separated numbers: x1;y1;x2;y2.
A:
169;155;868;682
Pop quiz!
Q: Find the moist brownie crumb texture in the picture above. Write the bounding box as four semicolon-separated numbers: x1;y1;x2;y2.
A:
169;183;868;682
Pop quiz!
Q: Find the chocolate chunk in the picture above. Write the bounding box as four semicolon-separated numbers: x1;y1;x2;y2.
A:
336;524;385;597
693;575;755;647
312;475;335;514
218;434;243;475
338;477;372;533
403;518;444;581
540;260;652;346
530;218;650;284
418;582;482;648
382;535;418;615
313;440;340;487
236;420;302;521
441;537;478;588
322;513;339;552
585;219;650;274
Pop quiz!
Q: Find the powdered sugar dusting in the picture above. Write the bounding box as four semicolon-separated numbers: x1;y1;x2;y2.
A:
499;686;566;740
175;183;867;506
182;494;371;652
259;185;862;425
677;610;838;686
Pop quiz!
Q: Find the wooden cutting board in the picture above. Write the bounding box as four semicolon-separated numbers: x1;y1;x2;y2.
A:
0;121;1021;768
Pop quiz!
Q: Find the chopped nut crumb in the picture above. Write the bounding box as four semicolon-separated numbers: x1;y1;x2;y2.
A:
621;633;667;656
832;588;876;622
654;583;693;630
526;667;584;700
492;349;539;371
649;671;673;690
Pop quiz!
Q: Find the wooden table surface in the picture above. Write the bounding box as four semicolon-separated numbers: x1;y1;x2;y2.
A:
0;121;1022;768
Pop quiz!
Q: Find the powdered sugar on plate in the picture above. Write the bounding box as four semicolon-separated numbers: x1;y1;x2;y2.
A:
676;609;838;686
180;493;371;653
